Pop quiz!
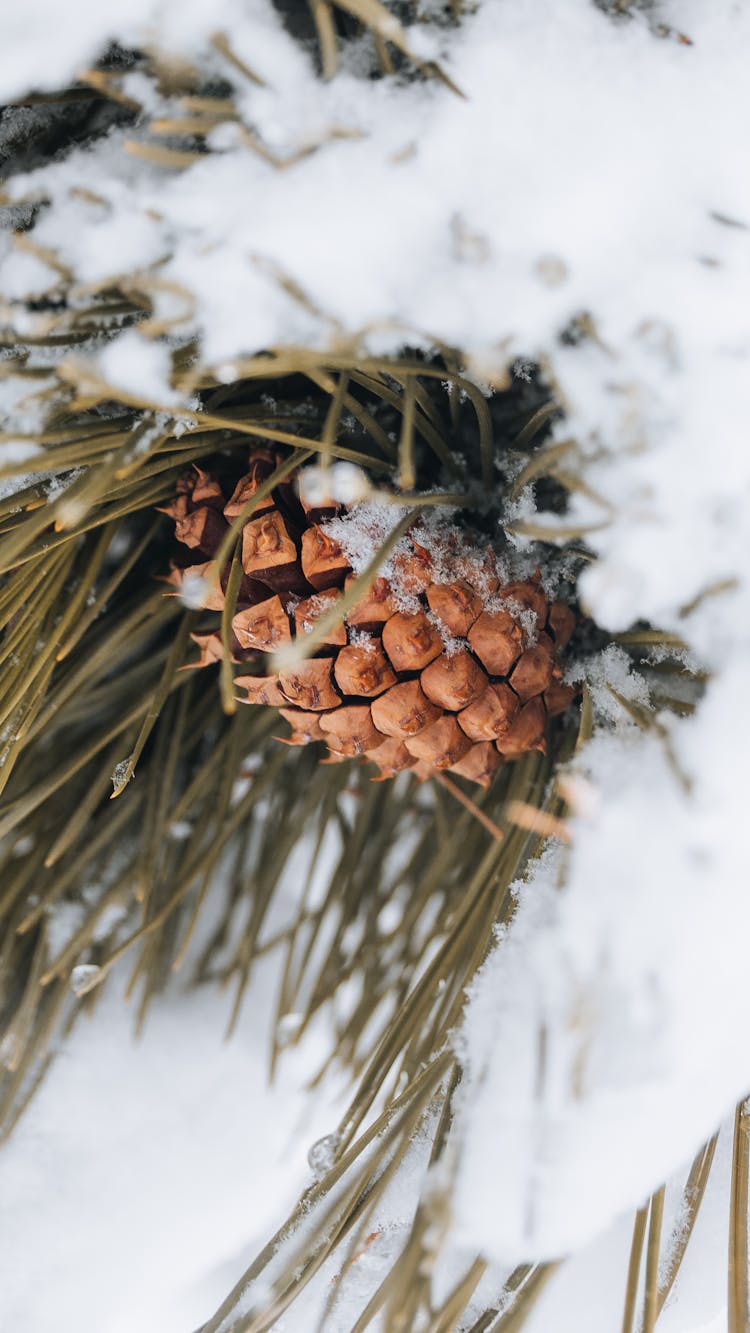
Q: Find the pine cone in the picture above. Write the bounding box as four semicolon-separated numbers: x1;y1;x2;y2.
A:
164;453;578;787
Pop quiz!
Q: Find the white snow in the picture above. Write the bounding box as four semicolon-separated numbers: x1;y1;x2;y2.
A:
96;331;184;407
297;462;372;508
0;966;339;1333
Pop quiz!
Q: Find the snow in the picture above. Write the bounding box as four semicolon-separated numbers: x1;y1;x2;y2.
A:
518;1120;733;1333
0;965;339;1333
68;962;102;995
566;643;652;719
451;624;748;1265
2;2;746;381
297;462;372;508
96;331;184;407
0;0;749;1327
109;758;133;791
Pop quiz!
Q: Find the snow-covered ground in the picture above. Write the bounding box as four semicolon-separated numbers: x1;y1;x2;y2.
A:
0;958;736;1333
0;965;341;1333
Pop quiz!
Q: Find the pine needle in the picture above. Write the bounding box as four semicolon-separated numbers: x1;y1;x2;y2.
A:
729;1099;750;1333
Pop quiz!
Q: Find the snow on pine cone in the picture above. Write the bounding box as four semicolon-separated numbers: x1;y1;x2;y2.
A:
162;451;578;787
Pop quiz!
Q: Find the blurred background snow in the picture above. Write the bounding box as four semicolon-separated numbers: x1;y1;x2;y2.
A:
0;965;341;1333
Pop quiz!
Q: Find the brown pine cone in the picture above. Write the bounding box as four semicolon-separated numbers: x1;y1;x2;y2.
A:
164;453;579;787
